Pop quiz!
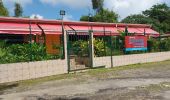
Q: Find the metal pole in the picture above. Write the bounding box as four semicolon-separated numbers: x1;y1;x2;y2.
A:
115;36;117;54
29;21;32;61
159;30;161;52
89;30;94;68
62;16;65;59
88;13;94;68
66;31;70;73
104;27;106;56
110;32;113;68
60;10;65;59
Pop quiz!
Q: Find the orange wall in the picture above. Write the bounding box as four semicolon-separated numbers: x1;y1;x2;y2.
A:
45;34;61;54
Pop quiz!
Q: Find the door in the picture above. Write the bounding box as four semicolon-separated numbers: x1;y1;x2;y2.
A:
67;31;91;71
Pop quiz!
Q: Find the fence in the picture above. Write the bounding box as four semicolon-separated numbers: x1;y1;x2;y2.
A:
0;30;68;83
0;34;64;64
1;29;170;83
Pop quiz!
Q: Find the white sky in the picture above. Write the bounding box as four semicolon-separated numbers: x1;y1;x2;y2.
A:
2;0;170;20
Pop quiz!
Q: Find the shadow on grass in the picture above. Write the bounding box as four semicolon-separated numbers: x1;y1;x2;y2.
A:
0;83;18;94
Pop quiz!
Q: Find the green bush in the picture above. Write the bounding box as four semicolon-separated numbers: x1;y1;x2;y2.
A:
160;38;170;51
7;43;47;62
93;38;106;57
72;40;89;57
147;37;170;52
0;41;60;64
72;38;111;57
147;38;160;52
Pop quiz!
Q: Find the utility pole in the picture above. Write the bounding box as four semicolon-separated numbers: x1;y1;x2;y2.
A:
60;10;65;59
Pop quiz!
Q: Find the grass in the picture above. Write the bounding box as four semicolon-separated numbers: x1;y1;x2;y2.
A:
0;83;18;92
87;60;169;76
137;82;170;92
0;60;170;91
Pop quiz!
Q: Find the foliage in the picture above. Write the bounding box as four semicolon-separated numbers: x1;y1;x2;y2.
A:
72;38;111;57
143;3;170;23
0;0;9;16
147;38;160;52
80;0;118;22
72;40;89;57
7;43;47;62
147;37;170;52
121;3;170;33
116;32;126;53
143;3;170;33
93;38;105;56
0;40;7;58
121;14;162;33
80;16;89;22
92;0;104;13
14;2;23;17
122;14;149;24
80;8;118;23
160;38;170;51
0;41;60;64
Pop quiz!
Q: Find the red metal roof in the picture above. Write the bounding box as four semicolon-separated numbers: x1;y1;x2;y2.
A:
0;17;159;36
0;17;151;27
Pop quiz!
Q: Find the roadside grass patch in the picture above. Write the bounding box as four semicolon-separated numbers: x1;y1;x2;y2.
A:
19;73;81;86
87;60;170;76
137;82;170;92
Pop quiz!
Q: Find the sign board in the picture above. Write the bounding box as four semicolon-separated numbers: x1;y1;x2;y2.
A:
125;36;147;51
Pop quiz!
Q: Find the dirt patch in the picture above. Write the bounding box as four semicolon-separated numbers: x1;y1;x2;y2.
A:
28;82;170;100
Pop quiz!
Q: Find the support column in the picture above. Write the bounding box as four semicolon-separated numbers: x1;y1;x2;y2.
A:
63;29;69;73
29;21;32;61
89;30;94;68
63;30;68;60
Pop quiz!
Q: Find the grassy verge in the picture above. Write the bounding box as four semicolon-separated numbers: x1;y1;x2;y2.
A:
137;82;170;92
87;60;170;76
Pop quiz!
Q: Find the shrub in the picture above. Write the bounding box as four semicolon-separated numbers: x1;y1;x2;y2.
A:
160;38;170;51
72;40;89;57
72;38;110;57
0;42;60;64
147;38;160;52
93;38;106;57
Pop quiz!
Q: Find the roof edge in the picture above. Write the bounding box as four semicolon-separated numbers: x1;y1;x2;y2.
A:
0;16;151;28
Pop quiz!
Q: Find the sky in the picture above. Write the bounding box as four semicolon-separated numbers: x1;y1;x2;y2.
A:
2;0;170;21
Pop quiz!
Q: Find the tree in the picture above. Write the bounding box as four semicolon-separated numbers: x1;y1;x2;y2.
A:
121;3;170;33
80;0;118;23
143;3;170;23
143;3;170;32
14;2;23;17
80;16;89;21
122;14;150;24
80;8;118;23
92;0;104;13
0;0;9;16
121;14;162;31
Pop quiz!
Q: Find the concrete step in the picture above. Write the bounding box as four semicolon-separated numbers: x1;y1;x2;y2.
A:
69;58;87;71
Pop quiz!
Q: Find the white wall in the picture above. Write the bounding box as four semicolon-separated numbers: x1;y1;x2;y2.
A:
0;59;68;83
94;51;170;68
1;51;170;83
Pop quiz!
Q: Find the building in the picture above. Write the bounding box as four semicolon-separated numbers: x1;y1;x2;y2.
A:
0;17;159;54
